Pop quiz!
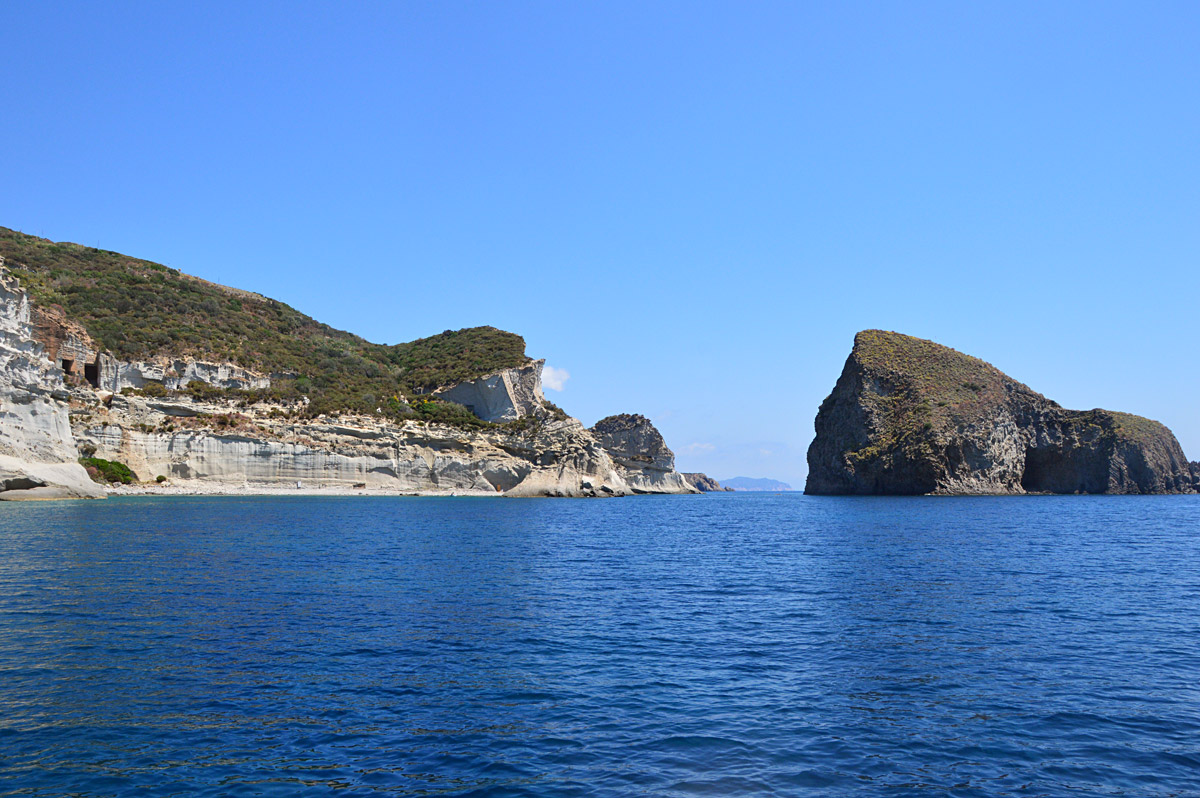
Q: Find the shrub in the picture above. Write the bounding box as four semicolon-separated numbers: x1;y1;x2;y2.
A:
80;457;135;484
156;475;167;483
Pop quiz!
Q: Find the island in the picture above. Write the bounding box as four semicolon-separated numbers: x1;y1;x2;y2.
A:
806;330;1199;495
721;477;793;492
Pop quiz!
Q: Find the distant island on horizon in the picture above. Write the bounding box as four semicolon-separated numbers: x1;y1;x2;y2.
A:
721;476;794;492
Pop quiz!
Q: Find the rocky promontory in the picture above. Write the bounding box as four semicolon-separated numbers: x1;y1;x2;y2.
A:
589;414;698;494
0;227;698;499
806;330;1199;495
682;473;731;492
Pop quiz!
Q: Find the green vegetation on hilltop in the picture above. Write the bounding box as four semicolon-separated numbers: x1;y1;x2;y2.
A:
852;330;1018;410
843;330;1037;464
844;331;1174;464
0;226;529;419
1108;411;1172;444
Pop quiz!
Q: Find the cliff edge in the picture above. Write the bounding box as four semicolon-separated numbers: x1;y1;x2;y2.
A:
0;268;103;499
806;330;1198;496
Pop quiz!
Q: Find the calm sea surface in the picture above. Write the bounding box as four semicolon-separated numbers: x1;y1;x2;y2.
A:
1;494;1199;797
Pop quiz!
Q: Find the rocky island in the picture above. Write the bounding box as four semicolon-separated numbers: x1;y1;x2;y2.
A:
806;330;1199;495
0;227;698;499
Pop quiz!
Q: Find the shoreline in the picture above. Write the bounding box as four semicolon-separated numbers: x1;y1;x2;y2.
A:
106;483;505;498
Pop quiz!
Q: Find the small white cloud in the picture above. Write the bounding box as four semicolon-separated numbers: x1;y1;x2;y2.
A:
542;365;570;392
682;442;716;454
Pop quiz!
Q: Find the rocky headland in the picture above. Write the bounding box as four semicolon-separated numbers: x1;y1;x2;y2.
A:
589;414;698;494
0;228;697;500
806;330;1199;495
682;473;731;492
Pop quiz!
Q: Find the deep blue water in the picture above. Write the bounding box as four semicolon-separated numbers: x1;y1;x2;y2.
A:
2;494;1200;797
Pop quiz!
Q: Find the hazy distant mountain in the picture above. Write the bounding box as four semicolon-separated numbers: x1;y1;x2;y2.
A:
722;476;793;492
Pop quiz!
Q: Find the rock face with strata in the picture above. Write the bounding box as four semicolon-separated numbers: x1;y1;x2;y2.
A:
73;393;636;497
589;414;699;494
806;330;1199;496
433;359;546;423
0;270;103;499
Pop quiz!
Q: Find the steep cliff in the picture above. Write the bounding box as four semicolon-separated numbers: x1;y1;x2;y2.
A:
806;330;1198;495
589;414;698;494
0;267;103;499
433;360;547;422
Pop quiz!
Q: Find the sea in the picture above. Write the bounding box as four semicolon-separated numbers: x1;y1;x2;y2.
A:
1;493;1199;797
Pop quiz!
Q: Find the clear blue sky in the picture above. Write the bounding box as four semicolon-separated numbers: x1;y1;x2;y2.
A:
4;2;1198;487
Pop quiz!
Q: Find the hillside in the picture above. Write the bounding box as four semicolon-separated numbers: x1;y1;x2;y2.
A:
806;330;1198;495
0;227;527;418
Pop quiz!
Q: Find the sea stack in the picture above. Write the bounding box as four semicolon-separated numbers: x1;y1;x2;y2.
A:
805;330;1199;495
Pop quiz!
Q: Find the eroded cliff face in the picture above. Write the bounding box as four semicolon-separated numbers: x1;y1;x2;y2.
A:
589;414;698;494
433;360;546;423
0;269;102;499
806;330;1199;496
73;394;636;497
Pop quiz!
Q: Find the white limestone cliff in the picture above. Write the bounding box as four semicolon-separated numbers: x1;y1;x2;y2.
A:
75;394;634;497
0;269;103;499
433;359;546;422
588;414;699;494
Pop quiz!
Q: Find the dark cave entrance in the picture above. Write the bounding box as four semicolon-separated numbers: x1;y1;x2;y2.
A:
61;358;74;375
1021;446;1058;493
1022;445;1100;494
84;360;99;388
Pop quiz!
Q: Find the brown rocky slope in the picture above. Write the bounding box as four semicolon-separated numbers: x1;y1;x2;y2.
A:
806;330;1198;495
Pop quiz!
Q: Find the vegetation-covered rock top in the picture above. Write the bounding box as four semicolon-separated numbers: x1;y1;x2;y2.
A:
807;330;1197;495
0;226;528;418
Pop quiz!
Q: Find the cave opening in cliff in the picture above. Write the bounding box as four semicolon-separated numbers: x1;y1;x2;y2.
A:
84;360;99;388
1021;447;1048;492
1022;446;1072;493
61;358;74;375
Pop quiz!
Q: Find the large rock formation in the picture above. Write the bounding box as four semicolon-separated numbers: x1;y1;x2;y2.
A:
806;330;1199;495
590;414;699;494
806;328;1200;492
0;268;103;499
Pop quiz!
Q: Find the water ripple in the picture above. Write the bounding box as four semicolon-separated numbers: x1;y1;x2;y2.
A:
1;494;1199;796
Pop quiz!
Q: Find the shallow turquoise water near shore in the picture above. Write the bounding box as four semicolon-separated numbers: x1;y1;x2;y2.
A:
1;493;1199;796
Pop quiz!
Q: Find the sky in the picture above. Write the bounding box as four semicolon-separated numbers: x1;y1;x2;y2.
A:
3;2;1198;488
